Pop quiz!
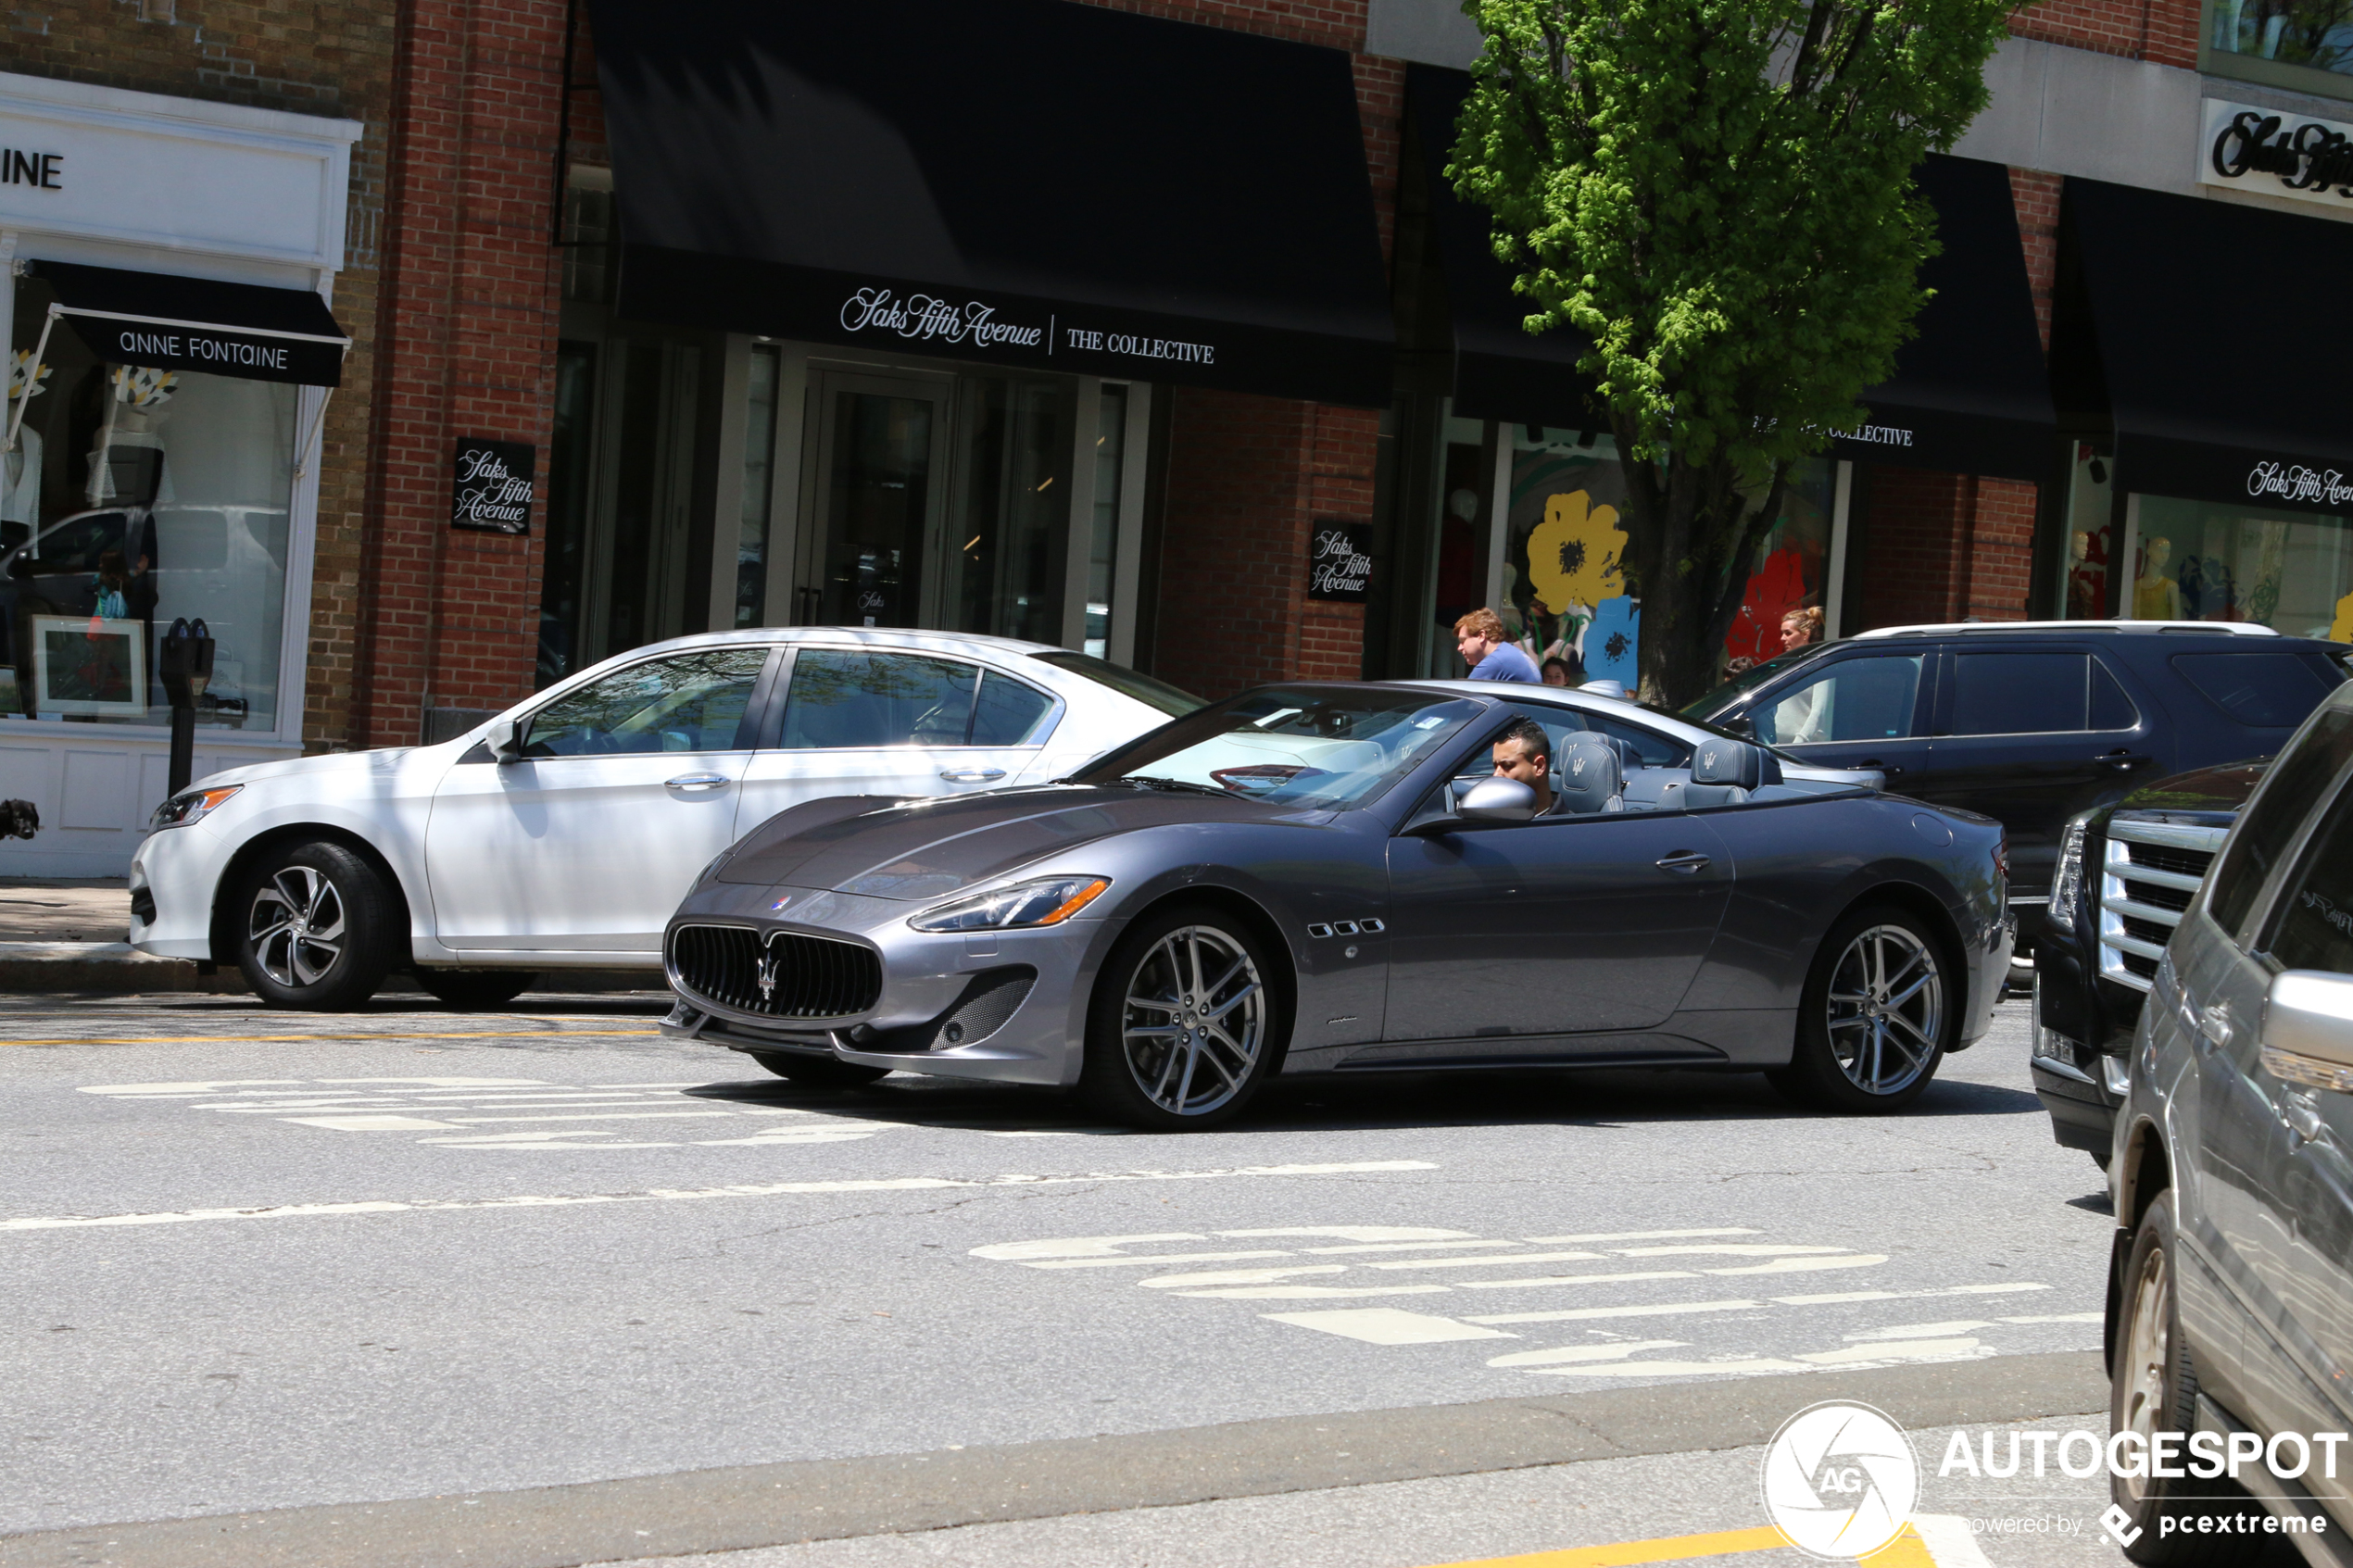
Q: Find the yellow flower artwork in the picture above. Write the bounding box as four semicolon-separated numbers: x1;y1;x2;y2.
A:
1528;489;1627;609
2331;588;2353;644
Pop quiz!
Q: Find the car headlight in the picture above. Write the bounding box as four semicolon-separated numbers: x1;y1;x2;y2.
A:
149;784;242;830
909;875;1110;933
2050;813;2092;916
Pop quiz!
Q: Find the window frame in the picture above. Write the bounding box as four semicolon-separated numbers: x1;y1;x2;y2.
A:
755;643;1065;752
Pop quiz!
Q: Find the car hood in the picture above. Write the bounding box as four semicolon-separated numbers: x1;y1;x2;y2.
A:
717;785;1302;900
2107;757;2269;822
191;745;426;790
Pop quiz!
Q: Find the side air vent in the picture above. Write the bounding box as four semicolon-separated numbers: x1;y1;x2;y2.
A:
2098;819;2229;992
667;924;882;1020
868;966;1037;1053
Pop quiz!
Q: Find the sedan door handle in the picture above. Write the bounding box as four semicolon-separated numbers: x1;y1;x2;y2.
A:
1855;759;1903;776
2097;751;2149;771
939;768;1007;783
664;773;731;794
1655;851;1711;874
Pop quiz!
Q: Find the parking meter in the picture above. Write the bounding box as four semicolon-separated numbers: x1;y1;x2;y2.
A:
158;618;214;797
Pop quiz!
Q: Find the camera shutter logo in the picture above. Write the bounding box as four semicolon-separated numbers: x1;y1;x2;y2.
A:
1759;1401;1919;1560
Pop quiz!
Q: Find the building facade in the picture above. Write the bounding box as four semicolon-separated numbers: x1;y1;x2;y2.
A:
6;0;2353;878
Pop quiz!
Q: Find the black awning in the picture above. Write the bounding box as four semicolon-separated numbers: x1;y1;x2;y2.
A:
2057;178;2353;511
1406;67;2052;478
586;0;1394;408
31;260;348;387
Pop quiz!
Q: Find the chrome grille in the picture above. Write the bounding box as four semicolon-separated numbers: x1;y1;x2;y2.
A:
2098;819;2228;992
667;924;882;1020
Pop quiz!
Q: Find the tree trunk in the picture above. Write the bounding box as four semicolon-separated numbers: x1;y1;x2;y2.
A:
1615;427;1768;713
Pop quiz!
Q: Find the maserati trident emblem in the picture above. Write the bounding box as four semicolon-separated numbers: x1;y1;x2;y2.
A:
755;946;779;1004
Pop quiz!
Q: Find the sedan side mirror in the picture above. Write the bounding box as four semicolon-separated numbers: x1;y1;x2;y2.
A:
1718;711;1755;738
489;718;528;765
1457;776;1539;823
2261;971;2353;1092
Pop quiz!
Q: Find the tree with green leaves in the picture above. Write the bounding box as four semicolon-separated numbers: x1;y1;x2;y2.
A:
1451;0;2013;708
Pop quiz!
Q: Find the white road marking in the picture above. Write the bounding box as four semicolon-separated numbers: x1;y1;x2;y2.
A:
437;1111;739;1124
1704;1253;1887;1275
1299;1239;1500;1255
1843;1320;1994;1340
1176;1283;1453;1300
1615;1243;1850;1258
1465;1298;1765;1325
1773;1283;2049;1304
1216;1226;1475;1243
1139;1265;1347;1289
1;1161;1436;1235
972;1234;1209;1261
1456;1268;1703;1290
1797;1337;1988;1366
1365;1250;1604;1272
281;1115;468;1132
1265;1309;1516;1346
1022;1251;1293;1271
1532;1356;1812;1377
1523;1228;1761;1244
1912;1514;1998;1568
1488;1339;1689;1367
1998;1311;2104;1323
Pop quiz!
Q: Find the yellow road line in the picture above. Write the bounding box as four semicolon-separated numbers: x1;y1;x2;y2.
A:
3;1029;664;1047
1421;1523;1940;1568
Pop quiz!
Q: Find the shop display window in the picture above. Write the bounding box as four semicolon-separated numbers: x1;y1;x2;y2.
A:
2126;494;2353;639
4;274;295;730
2211;0;2353;77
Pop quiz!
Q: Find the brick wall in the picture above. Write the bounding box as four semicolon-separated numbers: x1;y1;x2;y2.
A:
2010;0;2201;67
3;0;396;754
352;0;567;746
1853;468;2040;629
2008;168;2063;352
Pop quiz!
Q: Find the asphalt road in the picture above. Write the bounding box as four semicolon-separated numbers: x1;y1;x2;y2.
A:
0;991;2171;1566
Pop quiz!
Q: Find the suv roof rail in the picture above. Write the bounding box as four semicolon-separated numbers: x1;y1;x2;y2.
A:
1852;620;2282;640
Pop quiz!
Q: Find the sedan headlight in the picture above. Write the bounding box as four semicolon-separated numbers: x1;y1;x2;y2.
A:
909;875;1110;933
149;784;242;830
2049;813;2092;916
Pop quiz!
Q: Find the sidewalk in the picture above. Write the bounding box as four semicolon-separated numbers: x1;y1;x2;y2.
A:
0;878;241;993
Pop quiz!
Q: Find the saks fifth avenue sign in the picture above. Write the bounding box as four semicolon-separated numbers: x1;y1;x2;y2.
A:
2248;459;2353;508
839;286;1217;368
2201;98;2353;208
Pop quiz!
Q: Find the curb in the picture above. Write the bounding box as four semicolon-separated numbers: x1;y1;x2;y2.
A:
0;944;661;997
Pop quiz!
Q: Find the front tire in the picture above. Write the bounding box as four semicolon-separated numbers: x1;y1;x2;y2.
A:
748;1051;890;1087
1081;903;1282;1131
2109;1192;2271;1564
412;969;536;1009
233;840;398;1010
1769;903;1950;1113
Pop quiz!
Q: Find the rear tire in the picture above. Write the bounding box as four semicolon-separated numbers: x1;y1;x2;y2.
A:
412;969;536;1009
1770;903;1951;1113
233;840;398;1011
748;1051;890;1087
1080;902;1283;1131
2109;1192;2272;1564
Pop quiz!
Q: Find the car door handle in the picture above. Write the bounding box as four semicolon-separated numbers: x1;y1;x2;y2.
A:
664;773;731;793
1655;851;1711;874
2199;1002;2233;1049
2097;751;2149;771
939;768;1006;783
1855;759;1903;775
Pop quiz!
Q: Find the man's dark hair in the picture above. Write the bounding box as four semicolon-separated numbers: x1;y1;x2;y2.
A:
1497;718;1551;762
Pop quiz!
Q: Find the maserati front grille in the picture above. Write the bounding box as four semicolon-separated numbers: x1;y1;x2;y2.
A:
2097;819;2228;992
667;924;883;1019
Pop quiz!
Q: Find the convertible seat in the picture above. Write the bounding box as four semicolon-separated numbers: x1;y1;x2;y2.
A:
1681;739;1768;808
1620;767;1689;810
1553;735;1623;814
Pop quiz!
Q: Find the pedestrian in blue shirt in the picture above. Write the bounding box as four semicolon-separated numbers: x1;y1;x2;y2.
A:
1454;608;1541;684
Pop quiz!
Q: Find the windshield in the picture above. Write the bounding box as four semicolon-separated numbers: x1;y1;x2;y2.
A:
1076;688;1481;809
1028;650;1205;718
1678;641;1840;720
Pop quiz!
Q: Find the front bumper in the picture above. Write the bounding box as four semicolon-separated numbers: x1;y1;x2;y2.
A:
2031;973;2123;1155
127;821;233;960
660;881;1122;1088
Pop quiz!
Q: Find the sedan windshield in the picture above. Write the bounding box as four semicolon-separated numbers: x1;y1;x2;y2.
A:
1076;689;1481;809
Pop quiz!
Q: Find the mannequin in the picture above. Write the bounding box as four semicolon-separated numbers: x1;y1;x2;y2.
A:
2133;536;2182;621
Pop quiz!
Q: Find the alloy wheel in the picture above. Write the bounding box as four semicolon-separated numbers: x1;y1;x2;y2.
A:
1117;924;1265;1117
2118;1241;2171;1505
1824;923;1944;1096
248;865;348;988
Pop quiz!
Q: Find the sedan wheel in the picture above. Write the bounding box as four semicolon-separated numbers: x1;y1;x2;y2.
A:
1084;906;1281;1129
233;841;397;1010
1770;904;1949;1113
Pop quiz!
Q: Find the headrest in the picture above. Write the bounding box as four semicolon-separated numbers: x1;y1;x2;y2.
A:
1554;735;1623;814
1691;738;1764;789
1591;733;1636;772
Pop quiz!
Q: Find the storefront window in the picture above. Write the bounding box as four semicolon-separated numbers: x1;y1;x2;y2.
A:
2212;0;2353;75
2061;445;2116;620
948;376;1070;646
2126;494;2353;638
736;344;781;629
4;275;295;731
1085;383;1126;659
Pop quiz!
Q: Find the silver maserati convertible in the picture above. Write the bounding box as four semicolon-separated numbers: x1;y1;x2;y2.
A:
660;682;2012;1128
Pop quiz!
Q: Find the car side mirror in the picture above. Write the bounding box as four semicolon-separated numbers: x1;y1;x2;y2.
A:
1718;711;1754;738
1457;776;1539;823
2260;971;2353;1092
489;718;528;765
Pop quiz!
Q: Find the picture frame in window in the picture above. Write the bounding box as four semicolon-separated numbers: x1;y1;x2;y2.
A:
31;615;148;717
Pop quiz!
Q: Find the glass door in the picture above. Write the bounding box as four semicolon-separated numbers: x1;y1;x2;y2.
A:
795;370;950;628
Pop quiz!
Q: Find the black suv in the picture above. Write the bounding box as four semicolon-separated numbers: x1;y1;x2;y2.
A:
2031;758;2265;1164
1684;622;2347;935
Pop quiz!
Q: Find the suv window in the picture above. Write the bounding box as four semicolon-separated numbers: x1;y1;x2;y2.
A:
2171;651;2339;728
1948;651;2129;734
2259;778;2353;974
1755;655;1922;746
525;648;769;757
2209;706;2353;936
